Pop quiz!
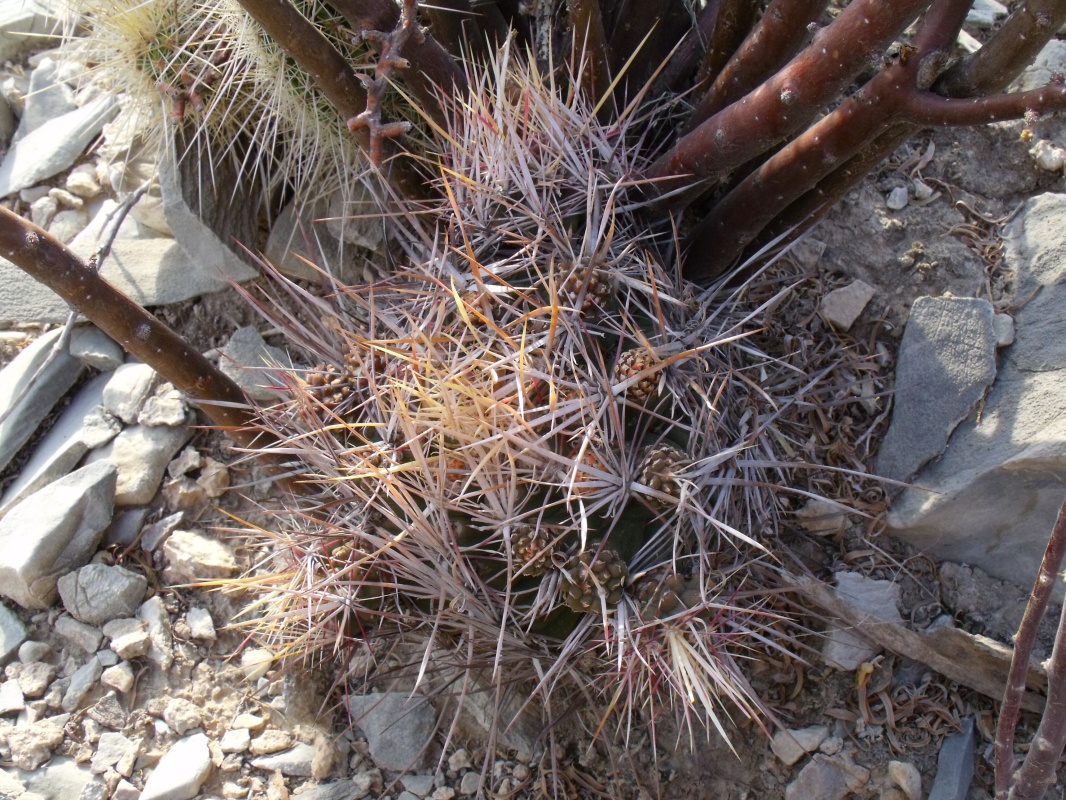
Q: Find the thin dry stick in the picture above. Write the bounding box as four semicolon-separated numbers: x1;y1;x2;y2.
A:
996;497;1066;799
0;206;267;450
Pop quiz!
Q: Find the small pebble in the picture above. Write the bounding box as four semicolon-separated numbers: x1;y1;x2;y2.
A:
886;186;909;210
241;648;274;681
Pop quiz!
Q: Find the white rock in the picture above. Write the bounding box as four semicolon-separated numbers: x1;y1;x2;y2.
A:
138;383;188;427
20;184;49;203
163;529;238;583
18;640;49;664
232;713;266;731
249;743;317;777
101;618;150;660
0;327;85;474
822;572;904;670
886;186;909;210
58;564;148;625
185;607;217;641
1015;40;1066;93
0;373;119;518
241;648;274;681
197;457;230;498
62;656;103;711
912;178;934;201
0;462;116;609
770;725;829;766
113;779;141;800
101;662;134;694
220;728;251;753
92;731;134;774
103;363;158;424
30;194;57;228
87;424;192;506
0;96;117;197
966;0;1007;29
0;677;25;713
993;313;1015;347
793;499;847;536
140;733;213;800
66;165;101;199
820;280;876;332
49;186;83;209
137;596;173;671
47;207;87;243
70;326;124;371
96;648;119;667
888;760;922;800
163;698;202;735
6;718;66;770
1030;139;1066;173
55;613;103;653
0;601;27;663
219;327;289;403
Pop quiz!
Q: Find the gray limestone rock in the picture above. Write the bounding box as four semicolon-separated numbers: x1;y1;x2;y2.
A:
0;601;26;663
58;565;148;625
0;0;64;63
0;462;116;609
0;373;118;518
62;656;103;711
14;57;76;143
55;614;103;654
219;327;289;403
138;383;187;427
266;195;368;283
140;733;212;800
70;326;124;371
87;424;192;506
0;677;24;713
886;194;1066;599
92;731;134;774
822;572;904;670
159;129;259;289
348;693;437;771
295;776;373;800
47;208;87;243
0;96;117;197
877;296;997;484
0;327;85;474
928;717;975;800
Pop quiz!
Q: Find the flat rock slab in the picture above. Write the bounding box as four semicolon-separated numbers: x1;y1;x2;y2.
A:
348;693;437;771
877;296;996;483
0;601;26;664
887;193;1066;598
0;373;117;518
822;572;904;671
87;423;192;506
57;564;147;625
0;96;117;197
0;0;64;63
0;461;116;609
0;327;85;474
140;733;212;800
928;717;975;800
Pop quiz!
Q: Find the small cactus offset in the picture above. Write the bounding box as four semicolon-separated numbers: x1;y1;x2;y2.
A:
233;39;813;745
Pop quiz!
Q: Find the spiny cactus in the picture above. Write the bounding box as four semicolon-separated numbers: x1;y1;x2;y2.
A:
224;40;817;747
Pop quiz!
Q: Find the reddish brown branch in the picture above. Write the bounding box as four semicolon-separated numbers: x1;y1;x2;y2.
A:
649;0;721;95
939;0;1066;97
646;0;930;203
607;0;690;92
997;498;1066;799
568;0;614;116
330;0;467;126
687;0;824;129
694;0;755;88
0;207;268;451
